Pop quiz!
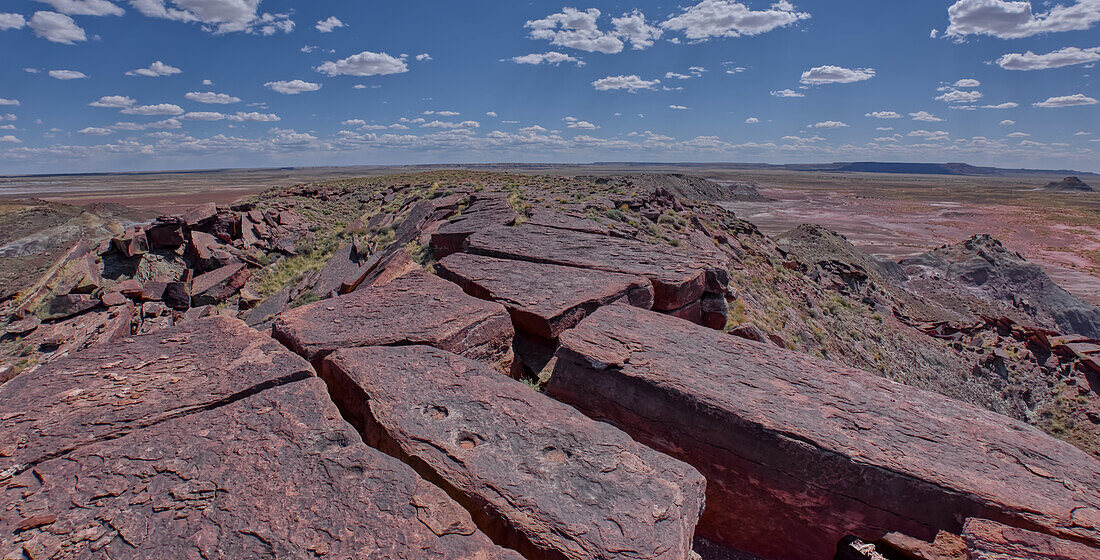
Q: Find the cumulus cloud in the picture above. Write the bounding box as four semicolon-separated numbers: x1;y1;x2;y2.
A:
0;98;20;106
182;111;226;121
89;95;136;108
315;16;344;32
264;80;322;94
35;0;123;16
317;51;408;76
226;111;279;122
421;120;479;129
185;91;241;104
611;9;662;49
997;46;1100;70
0;13;26;30
800;65;875;85
946;0;1100;39
865;111;901;119
29;11;86;44
0;135;22;143
935;88;983;103
592;74;659;92
79;127;115;135
526;8;624;54
909;129;950;140
120;103;185;115
424;110;460;116
770;88;804;98
509;52;584;66
669;105;688;110
1006;131;1030;137
745;117;759;123
565;117;599;128
49;69;88;79
953;78;980;87
1033;93;1098;108
910;110;945;122
661;0;810;40
981;102;1019;109
415;53;431;61
129;0;294;35
126;60;182;77
810;120;849;129
1000;119;1015;125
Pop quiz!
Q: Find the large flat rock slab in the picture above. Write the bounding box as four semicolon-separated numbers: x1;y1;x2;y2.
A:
272;270;515;372
450;222;723;311
321;345;705;560
438;252;654;339
0;316;311;472
548;304;1100;560
961;518;1100;560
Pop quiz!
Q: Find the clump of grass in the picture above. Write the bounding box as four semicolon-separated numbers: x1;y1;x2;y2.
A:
289;290;320;309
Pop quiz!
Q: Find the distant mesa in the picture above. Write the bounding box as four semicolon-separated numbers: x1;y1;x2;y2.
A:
1042;176;1093;192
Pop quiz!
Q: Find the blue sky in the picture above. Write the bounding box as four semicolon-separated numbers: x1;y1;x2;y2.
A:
0;0;1098;174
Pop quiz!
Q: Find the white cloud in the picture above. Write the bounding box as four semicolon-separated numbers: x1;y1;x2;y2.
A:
800;65;875;85
79;126;115;135
745;117;759;123
910;129;950;140
35;0;123;16
416;53;432;61
341;119;366;126
125;60;181;77
1076;131;1093;136
865;111;901;119
226;111;279;122
910;110;945;122
565;118;599;128
953;78;980;87
997;46;1100;70
0;114;15;122
669;105;688;110
185;91;241;104
1000;119;1015;125
509;52;584;66
526;8;624;54
424;110;460;116
182;111;226;121
317;51;408;76
935;88;983;103
0;98;19;106
1006;131;1030;137
770;88;804;98
946;0;1100;39
29;11;86;44
592;74;659;92
201;79;213;85
264;80;322;94
486;111;498;117
661;0;810;40
0;13;27;29
129;0;294;35
1033;93;1099;108
48;69;88;79
810;120;849;129
89;95;136;108
421;120;479;129
611;9;662;49
315;16;344;32
981;102;1019;109
120;103;184;115
0;135;22;143
876;126;894;131
723;61;747;74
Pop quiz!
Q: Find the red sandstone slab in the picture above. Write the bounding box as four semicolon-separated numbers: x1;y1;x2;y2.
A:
437;252;654;339
321;345;705;560
191;263;249;306
962;518;1100;560
271;271;514;371
458;223;721;310
549;304;1100;560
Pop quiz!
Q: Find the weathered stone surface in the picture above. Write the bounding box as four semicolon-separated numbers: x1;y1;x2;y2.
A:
961;518;1100;560
877;531;968;560
145;220;185;247
191;263;249;306
162;280;190;310
549;304;1100;560
700;293;729;330
100;290;129;307
182;202;217;227
0;317;519;559
322;345;705;560
525;209;610;236
111;230;148;258
44;293;98;320
313;243;365;298
457;223;722;310
431;196;516;259
438;252;654;339
5;316;39;336
273;271;515;372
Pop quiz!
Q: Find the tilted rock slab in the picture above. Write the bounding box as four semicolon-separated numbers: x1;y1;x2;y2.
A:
962;518;1100;560
0;317;520;560
437;252;654;339
272;270;515;372
321;344;706;560
547;304;1100;560
456;222;725;311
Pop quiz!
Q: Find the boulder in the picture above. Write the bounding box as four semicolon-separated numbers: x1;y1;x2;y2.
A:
140;279;167;301
100;290;129;307
0;317;519;560
321;345;705;560
5;316;40;336
145;220;185;247
700;293;729;330
313;243;366;298
191;263;249;306
456;222;723;310
162;280;191;310
548;304;1100;560
111;230;148;258
182;202;217;227
44;293;99;320
272;271;515;373
961;518;1100;560
437;252;654;339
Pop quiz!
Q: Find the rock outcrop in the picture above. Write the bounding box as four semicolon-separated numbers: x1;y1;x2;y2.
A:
322;345;705;560
1042;176;1093;192
548;304;1100;560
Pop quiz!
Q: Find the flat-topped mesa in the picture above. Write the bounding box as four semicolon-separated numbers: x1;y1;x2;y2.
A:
437;252;654;339
0;317;520;560
547;304;1100;560
271;270;515;373
452;222;727;312
321;345;705;560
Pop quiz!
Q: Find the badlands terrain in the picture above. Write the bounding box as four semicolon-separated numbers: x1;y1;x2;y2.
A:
0;168;1098;560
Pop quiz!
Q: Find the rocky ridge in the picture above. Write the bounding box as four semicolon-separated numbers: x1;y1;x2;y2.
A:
0;171;1099;559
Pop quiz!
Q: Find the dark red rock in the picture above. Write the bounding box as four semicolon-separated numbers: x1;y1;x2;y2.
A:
111;230;148;258
0;319;519;560
100;290;129;307
437;252;654;339
877;531;968;560
962;518;1100;560
162;280;190;310
729;323;775;346
665;299;702;324
140;279;167;301
525;209;610;235
204;211;243;241
313;244;366;298
115;278;142;297
273;271;515;373
700;293;729;330
431;196;516;259
44;293;99;320
549;304;1100;560
191;263;249;306
322;345;705;560
182;202;217;227
145;220;185;247
457;222;722;310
